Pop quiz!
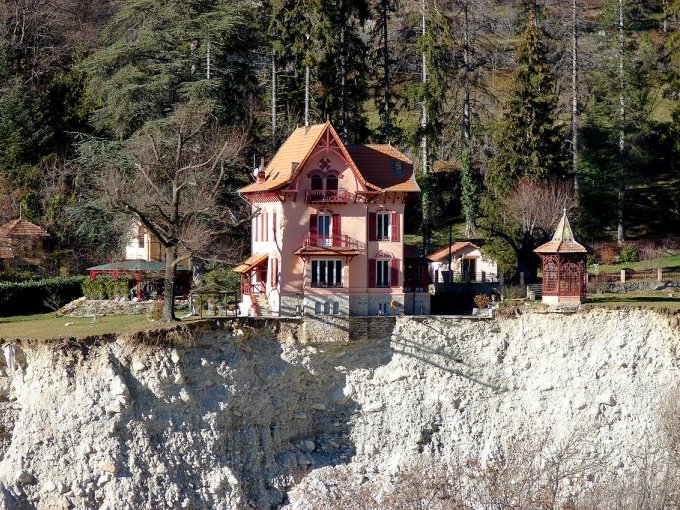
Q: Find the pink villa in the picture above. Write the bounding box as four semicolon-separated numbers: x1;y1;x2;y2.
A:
234;122;430;317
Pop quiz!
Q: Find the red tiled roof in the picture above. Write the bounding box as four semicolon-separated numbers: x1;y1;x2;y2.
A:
427;242;481;262
239;123;419;195
345;144;419;192
0;219;49;238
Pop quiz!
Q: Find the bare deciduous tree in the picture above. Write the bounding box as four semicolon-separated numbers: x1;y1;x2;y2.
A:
95;104;248;321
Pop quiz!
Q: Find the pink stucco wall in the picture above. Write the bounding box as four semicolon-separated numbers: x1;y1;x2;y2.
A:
245;149;408;314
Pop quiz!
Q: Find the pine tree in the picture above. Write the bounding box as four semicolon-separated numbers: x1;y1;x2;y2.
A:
489;1;564;195
85;0;256;139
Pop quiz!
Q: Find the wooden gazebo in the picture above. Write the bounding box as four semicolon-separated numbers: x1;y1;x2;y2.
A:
534;210;592;304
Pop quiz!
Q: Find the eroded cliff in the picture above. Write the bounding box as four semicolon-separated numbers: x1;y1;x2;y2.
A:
0;309;677;509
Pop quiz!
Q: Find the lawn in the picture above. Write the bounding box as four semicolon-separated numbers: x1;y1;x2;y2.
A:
0;313;153;340
584;291;680;310
593;254;680;274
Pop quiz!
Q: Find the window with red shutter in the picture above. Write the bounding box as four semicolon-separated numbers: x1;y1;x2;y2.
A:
309;214;318;245
368;258;376;288
391;212;400;242
368;212;377;241
391;258;399;288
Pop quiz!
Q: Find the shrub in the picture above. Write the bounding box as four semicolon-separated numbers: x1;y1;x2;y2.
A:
619;244;639;263
81;276;132;300
639;242;659;261
0;276;86;317
149;300;164;321
473;294;490;308
501;285;526;300
0;269;37;282
596;244;617;265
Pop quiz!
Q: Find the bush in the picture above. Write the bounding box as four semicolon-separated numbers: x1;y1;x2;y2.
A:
473;294;490;308
596;244;617;265
619;244;639;263
149;300;164;321
501;285;526;300
81;276;132;300
0;269;38;282
0;276;86;317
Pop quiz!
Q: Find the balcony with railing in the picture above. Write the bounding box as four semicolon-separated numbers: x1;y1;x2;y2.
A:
296;234;366;254
304;188;356;204
240;280;265;295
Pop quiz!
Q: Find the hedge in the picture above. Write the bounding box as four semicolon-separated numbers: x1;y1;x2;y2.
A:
0;276;86;317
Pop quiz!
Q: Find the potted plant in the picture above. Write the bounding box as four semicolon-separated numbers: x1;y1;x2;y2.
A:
472;294;490;316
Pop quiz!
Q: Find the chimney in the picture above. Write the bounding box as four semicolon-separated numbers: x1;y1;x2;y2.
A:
257;158;265;183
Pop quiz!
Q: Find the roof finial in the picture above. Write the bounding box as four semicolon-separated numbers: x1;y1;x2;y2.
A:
563;206;567;216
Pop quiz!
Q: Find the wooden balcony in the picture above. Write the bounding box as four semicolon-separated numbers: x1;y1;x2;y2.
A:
305;189;356;204
295;234;366;255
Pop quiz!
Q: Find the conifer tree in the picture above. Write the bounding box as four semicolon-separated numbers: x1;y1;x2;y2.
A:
489;0;564;195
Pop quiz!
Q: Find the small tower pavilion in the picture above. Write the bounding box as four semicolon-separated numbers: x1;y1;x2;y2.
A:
534;210;592;305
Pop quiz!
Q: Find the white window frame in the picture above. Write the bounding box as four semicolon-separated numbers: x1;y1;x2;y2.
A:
376;259;390;288
376;211;391;241
317;213;332;246
311;259;343;288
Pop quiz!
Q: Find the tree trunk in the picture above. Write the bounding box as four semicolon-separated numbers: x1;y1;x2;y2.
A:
340;0;349;143
163;245;177;321
382;0;391;143
617;0;626;244
421;0;431;254
304;65;310;127
462;0;476;237
271;48;277;148
572;0;580;196
463;0;471;145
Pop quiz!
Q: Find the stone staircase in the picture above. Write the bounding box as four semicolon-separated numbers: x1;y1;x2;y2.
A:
251;294;272;316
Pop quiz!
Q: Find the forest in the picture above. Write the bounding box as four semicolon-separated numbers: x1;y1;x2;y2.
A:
0;0;678;279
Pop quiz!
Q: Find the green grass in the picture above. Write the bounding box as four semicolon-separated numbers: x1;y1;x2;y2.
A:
0;313;153;340
594;254;680;273
584;291;680;310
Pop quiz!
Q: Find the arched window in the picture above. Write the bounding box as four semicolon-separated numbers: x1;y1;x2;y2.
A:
311;174;323;190
326;174;338;191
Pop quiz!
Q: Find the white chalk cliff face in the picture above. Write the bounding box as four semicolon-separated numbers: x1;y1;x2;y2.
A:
0;310;677;509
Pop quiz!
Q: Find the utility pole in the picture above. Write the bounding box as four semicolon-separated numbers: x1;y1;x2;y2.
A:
571;0;580;196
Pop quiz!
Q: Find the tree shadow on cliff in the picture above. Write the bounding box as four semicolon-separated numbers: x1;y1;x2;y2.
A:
390;318;507;392
110;325;393;509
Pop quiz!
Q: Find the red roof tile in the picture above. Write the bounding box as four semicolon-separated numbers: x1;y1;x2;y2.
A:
345;144;419;192
427;242;481;262
0;219;49;238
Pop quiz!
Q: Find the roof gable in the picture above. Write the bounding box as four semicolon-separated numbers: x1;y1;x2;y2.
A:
427;242;481;262
0;219;49;238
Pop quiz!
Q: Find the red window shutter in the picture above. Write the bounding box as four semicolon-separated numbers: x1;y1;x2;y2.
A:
391;258;399;288
391;212;400;242
368;258;376;288
332;214;341;242
310;214;318;244
368;212;377;241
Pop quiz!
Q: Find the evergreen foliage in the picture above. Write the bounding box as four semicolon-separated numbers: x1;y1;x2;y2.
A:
488;1;565;195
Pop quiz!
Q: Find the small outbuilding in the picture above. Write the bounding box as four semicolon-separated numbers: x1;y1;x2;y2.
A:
534;210;592;305
427;241;498;283
0;218;49;269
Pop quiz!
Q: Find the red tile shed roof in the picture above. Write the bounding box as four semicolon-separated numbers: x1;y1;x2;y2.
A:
0;219;49;238
427;242;481;262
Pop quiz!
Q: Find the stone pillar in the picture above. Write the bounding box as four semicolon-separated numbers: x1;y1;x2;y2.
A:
620;269;626;283
658;268;663;282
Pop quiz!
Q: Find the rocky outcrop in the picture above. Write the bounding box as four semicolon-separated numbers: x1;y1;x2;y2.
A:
0;310;676;508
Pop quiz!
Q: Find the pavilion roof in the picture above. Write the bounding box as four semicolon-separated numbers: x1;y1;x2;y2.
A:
0;218;49;238
534;211;592;254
